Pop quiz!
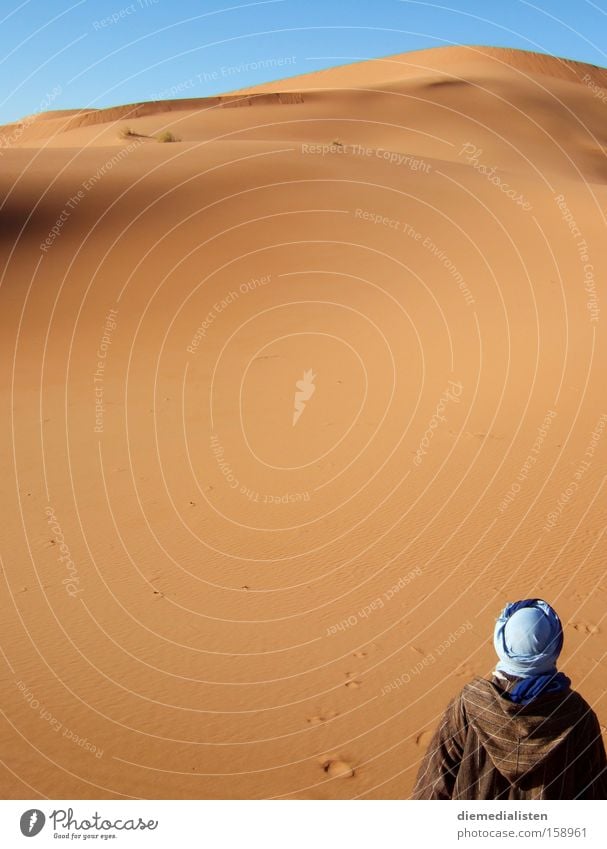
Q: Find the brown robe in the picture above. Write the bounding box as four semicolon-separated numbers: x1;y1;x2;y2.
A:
412;676;607;799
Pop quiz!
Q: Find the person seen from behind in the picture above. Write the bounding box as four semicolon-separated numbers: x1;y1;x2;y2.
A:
412;599;607;799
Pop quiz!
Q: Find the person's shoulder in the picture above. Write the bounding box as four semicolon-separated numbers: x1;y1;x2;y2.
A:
530;686;600;730
460;675;496;699
456;676;498;715
562;687;600;719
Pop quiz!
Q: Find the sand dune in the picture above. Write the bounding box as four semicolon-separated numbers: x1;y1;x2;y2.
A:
1;45;606;800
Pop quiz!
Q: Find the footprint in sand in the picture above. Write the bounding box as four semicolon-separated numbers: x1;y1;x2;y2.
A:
321;758;355;778
415;730;433;748
307;710;339;725
353;643;379;659
345;672;362;689
572;622;600;635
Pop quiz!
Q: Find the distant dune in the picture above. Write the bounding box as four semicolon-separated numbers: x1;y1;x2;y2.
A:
1;45;606;800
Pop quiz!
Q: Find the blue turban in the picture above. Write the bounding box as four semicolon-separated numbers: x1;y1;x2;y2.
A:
494;599;564;678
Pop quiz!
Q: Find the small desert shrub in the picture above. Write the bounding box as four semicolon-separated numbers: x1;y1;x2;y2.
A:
156;130;180;143
119;126;137;139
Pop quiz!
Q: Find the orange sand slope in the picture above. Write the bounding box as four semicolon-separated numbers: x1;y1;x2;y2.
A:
1;45;606;800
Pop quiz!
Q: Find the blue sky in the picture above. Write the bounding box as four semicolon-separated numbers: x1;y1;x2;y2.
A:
1;0;606;124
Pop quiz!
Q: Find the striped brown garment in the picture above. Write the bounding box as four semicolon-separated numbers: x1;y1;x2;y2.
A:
412;676;607;799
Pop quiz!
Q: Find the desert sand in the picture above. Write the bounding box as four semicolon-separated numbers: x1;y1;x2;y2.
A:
1;45;606;799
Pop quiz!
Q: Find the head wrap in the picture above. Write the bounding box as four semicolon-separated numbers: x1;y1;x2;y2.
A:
494;598;564;678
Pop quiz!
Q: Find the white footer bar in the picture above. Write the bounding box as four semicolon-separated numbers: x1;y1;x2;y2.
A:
0;800;604;848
